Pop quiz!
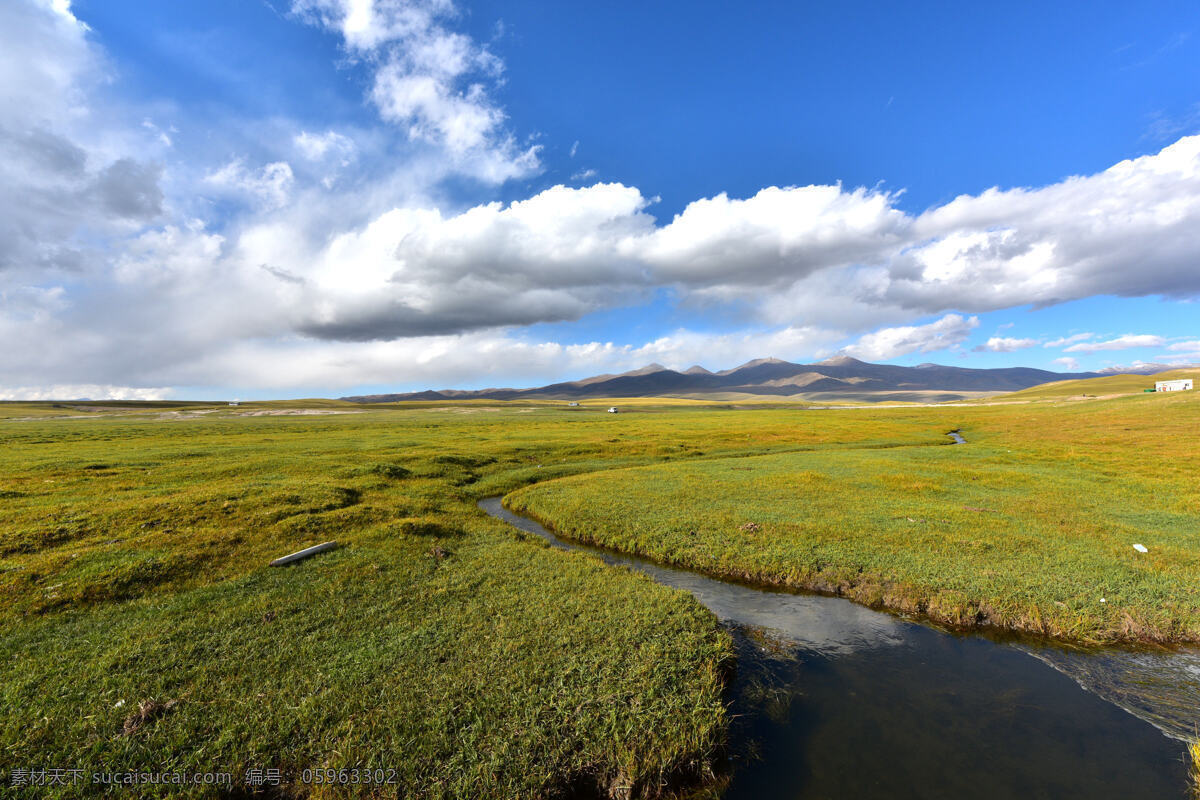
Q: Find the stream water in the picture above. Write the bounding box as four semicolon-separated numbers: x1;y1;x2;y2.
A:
477;496;1197;798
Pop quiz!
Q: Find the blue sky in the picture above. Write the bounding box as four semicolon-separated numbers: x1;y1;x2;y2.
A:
1;0;1199;398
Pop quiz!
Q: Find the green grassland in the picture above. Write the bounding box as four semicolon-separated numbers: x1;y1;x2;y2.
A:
508;389;1200;644
0;405;789;799
1;402;935;798
4;388;1200;797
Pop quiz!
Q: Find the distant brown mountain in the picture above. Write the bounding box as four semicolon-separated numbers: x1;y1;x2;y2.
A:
341;356;1131;403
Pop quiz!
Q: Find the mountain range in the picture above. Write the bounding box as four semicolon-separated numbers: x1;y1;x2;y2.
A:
341;356;1139;403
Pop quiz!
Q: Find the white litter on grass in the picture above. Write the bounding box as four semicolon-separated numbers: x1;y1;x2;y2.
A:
269;541;338;567
1100;598;1106;603
1133;544;1148;553
113;699;125;709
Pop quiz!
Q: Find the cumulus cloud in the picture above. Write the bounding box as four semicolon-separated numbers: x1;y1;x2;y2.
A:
841;314;979;361
264;181;913;341
889;137;1200;310
644;185;908;289
1167;340;1200;352
291;0;538;182
0;1;165;278
1064;334;1166;353
1052;357;1080;371
230;134;1200;343
1;0;95;122
975;335;1039;352
280;183;656;339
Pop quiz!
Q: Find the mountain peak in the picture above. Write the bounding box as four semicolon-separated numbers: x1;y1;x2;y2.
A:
623;363;669;377
684;364;713;375
819;355;866;367
733;357;788;369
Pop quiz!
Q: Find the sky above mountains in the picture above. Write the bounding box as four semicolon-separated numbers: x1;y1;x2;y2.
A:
2;0;1199;399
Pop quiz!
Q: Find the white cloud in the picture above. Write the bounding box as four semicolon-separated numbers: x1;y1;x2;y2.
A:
643;184;906;286
290;182;657;339
0;384;171;401
283;130;1200;340
889;137;1200;310
977;335;1039;352
1064;334;1166;353
244;133;1200;344
141;118;173;148
292;0;538;183
841;314;979;361
204;159;295;209
1044;332;1094;348
0;1;166;279
1167;340;1200;351
570;168;597;181
294;130;355;163
1052;356;1080;371
1;0;95;123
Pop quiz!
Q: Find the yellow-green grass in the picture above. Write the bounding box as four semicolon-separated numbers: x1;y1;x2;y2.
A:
508;391;1200;644
5;407;839;798
1191;739;1200;798
531;396;735;407
6;393;1199;797
0;398;365;420
1003;369;1200;400
1;404;939;797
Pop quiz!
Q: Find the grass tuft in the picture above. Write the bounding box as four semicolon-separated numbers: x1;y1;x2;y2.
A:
1190;739;1200;798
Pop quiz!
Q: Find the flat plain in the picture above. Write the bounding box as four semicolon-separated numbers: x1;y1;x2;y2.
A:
2;383;1198;797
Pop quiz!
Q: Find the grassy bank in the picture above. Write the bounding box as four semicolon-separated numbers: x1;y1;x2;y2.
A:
508;391;1200;645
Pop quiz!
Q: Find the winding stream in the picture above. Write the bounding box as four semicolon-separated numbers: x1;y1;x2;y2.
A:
478;492;1198;798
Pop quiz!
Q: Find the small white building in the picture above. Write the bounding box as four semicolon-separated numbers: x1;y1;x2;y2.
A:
228;401;240;406
1156;379;1193;392
607;406;619;413
568;402;579;406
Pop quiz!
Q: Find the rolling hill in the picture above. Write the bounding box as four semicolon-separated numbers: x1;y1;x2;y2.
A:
1001;368;1200;400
